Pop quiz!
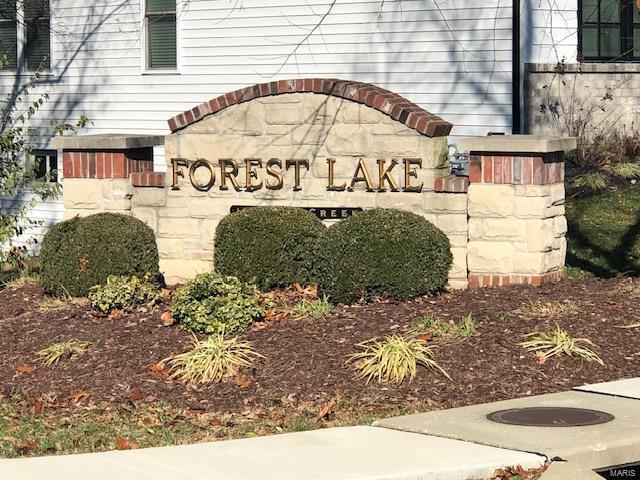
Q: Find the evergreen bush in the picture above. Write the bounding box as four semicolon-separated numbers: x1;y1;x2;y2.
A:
40;213;160;297
314;208;452;304
214;207;325;291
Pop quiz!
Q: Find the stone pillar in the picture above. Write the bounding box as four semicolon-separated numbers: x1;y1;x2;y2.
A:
459;135;576;288
51;134;164;219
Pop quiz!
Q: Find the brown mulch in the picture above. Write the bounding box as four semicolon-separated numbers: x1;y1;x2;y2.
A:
1;277;639;413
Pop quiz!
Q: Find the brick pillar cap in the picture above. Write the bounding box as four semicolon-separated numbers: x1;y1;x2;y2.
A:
458;135;576;154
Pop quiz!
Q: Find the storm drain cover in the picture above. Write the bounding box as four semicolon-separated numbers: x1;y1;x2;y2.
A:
486;407;615;427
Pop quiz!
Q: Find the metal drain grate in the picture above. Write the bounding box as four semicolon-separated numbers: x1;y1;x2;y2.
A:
486;407;615;427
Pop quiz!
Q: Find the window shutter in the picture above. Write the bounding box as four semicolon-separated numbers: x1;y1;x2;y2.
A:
145;0;177;69
0;0;17;70
146;0;175;13
25;0;51;70
147;16;177;69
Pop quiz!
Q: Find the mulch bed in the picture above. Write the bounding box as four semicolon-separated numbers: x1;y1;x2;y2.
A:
1;277;639;413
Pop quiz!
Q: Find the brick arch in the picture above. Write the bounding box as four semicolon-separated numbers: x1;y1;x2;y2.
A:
168;79;453;138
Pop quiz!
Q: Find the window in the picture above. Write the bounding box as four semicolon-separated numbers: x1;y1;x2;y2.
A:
580;0;640;61
144;0;177;70
0;0;17;70
32;150;58;183
0;0;50;71
25;0;50;70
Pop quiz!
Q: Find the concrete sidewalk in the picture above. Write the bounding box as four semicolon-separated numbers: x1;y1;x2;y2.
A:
0;426;545;480
375;390;640;470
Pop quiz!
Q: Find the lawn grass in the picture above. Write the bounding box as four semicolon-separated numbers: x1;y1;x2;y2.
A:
566;185;640;277
0;397;430;458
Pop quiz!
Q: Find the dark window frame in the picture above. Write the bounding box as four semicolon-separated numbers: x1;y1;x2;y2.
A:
0;0;17;70
31;149;58;183
24;0;51;71
579;0;640;62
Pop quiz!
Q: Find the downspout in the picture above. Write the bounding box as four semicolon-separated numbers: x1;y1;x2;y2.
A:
512;0;521;134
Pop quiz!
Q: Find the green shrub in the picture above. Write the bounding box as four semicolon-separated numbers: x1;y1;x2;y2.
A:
171;273;262;334
314;209;452;304
40;213;159;297
89;275;162;313
214;207;325;291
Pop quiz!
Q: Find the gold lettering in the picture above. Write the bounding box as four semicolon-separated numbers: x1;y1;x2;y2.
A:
244;158;263;192
403;158;423;192
348;159;374;192
286;159;309;191
170;158;188;190
188;159;216;191
219;159;241;191
377;159;400;192
265;158;283;190
326;158;346;191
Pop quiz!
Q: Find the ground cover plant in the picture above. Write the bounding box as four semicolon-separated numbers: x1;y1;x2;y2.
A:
89;275;161;313
170;273;263;334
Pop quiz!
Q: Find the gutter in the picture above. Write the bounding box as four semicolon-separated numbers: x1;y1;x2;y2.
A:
512;0;521;134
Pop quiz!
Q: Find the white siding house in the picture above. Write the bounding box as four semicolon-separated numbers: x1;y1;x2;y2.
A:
0;0;621;249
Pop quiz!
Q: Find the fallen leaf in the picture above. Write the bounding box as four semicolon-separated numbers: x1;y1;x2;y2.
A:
160;311;174;326
234;375;252;389
416;333;433;342
32;400;44;414
69;391;91;403
129;391;145;401
16;365;37;374
18;439;38;454
115;436;139;450
535;352;547;365
315;402;332;421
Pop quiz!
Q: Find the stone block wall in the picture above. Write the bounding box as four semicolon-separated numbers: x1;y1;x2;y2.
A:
525;63;640;136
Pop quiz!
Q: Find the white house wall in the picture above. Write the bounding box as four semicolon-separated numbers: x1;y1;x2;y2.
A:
524;0;578;65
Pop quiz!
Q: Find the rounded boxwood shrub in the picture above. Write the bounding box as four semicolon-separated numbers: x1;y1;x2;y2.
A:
214;207;325;291
171;273;263;334
314;208;452;304
40;212;160;297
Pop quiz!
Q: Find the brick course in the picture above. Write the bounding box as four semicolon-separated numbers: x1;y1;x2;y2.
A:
469;153;564;185
130;172;166;188
168;78;453;138
62;148;154;179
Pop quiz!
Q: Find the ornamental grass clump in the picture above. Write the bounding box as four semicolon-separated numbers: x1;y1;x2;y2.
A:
348;334;450;384
291;295;334;319
89;275;161;313
519;323;604;365
314;209;452;304
163;333;262;385
37;340;92;366
171;273;263;335
214;207;325;291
